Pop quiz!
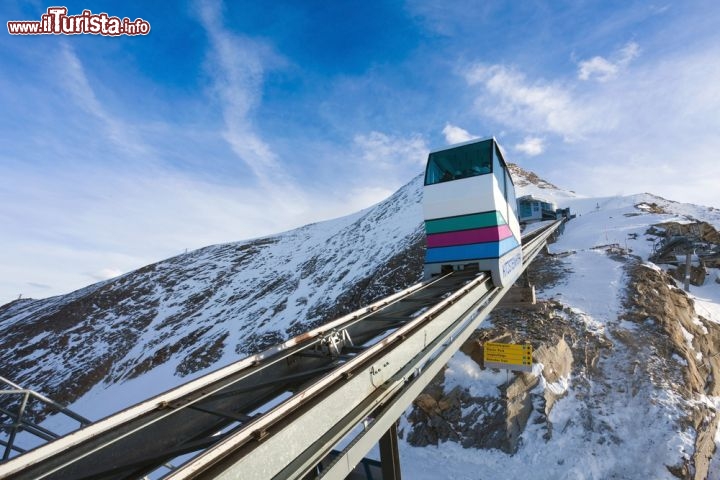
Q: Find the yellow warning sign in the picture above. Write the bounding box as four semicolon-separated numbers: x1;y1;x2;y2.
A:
483;342;533;372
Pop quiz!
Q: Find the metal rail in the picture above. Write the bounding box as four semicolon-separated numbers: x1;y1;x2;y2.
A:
167;220;562;480
0;377;91;462
0;220;562;480
316;219;562;480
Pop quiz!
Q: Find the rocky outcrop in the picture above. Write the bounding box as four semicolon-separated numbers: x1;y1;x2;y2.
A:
658;221;720;245
404;299;607;454
507;163;561;191
623;262;720;480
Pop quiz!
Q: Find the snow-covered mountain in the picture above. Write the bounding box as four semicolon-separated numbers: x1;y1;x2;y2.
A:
2;165;720;479
0;174;426;419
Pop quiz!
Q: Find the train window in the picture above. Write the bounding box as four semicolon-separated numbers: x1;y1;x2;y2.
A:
425;141;492;185
493;146;506;198
505;167;518;217
519;202;532;217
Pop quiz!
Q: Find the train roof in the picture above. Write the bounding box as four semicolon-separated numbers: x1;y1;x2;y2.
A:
518;195;557;206
427;136;513;179
428;136;498;154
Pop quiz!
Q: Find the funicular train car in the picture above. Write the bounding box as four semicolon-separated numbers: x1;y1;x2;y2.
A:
423;137;522;287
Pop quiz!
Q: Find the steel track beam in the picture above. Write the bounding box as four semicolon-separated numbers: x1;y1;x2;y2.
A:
164;273;496;479
164;220;562;479
1;221;563;480
0;274;457;480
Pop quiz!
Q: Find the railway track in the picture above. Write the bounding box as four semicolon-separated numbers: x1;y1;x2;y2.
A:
0;220;562;480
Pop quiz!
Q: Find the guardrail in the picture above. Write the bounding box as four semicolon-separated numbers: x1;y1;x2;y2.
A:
0;377;90;462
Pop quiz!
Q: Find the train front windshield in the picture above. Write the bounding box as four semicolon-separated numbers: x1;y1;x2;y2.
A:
424;141;493;185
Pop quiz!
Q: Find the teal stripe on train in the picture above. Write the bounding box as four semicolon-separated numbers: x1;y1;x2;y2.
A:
425;211;506;235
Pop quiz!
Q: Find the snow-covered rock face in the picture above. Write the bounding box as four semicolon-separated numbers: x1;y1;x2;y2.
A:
508;163;565;193
2;165;720;479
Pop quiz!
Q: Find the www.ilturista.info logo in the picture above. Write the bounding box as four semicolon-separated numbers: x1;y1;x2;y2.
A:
7;7;150;36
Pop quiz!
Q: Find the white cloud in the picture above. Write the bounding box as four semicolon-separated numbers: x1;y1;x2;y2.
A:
618;42;641;65
354;131;428;168
514;137;545;156
578;41;640;82
345;186;396;212
463;47;641;144
344;131;428;208
463;39;720;208
196;0;292;190
442;124;475;144
58;43;147;156
195;0;314;226
538;45;720;208
465;64;601;141
578;56;618;82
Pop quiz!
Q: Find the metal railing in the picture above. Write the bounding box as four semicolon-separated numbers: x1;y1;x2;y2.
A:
0;376;90;462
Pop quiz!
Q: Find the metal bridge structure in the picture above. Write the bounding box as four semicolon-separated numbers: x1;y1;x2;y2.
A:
0;220;562;480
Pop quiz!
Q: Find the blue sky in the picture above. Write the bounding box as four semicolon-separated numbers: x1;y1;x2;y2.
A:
2;0;719;302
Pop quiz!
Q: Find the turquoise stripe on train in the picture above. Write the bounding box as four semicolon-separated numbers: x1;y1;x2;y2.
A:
425;211;506;235
425;236;520;263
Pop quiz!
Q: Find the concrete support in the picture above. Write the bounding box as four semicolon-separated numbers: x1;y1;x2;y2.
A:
498;285;536;307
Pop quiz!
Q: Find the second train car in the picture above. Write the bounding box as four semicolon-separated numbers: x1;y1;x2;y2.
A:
423;137;522;287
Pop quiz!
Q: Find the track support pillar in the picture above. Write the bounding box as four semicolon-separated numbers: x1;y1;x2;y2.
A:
379;421;401;480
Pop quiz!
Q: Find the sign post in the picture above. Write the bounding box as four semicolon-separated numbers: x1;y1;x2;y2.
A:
483;342;533;372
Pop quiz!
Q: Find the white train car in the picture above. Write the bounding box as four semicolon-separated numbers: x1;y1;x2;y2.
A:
423;137;522;287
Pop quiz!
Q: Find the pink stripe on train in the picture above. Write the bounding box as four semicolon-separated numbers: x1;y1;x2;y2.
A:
426;225;513;248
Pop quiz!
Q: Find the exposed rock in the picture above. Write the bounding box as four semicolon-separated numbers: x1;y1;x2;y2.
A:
405;301;598;454
507;163;561;190
635;202;668;214
658;221;720;244
534;338;573;413
502;371;538;451
407;380;508;450
623;262;720;480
